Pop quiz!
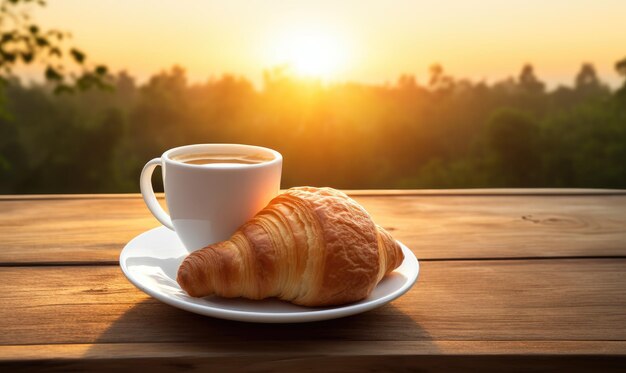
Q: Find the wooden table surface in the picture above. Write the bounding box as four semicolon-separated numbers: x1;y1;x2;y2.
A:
1;189;625;372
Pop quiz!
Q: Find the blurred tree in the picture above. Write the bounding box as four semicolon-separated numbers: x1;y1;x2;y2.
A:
0;0;111;177
575;63;601;89
114;71;137;106
616;57;626;76
0;85;21;181
485;108;541;186
428;63;454;93
129;66;190;162
1;58;625;192
397;74;417;91
616;57;626;99
574;63;610;100
0;0;108;98
518;64;545;94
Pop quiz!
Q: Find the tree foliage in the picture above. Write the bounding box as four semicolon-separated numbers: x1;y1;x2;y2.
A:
0;61;625;193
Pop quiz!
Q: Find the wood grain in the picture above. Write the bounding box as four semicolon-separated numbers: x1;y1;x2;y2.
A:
356;194;626;261
1;260;624;346
0;198;158;264
1;194;625;264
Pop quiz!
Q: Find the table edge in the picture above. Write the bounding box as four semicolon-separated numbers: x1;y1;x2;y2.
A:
1;341;625;361
2;188;626;201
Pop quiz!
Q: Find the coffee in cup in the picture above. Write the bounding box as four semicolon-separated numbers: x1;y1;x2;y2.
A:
171;152;274;166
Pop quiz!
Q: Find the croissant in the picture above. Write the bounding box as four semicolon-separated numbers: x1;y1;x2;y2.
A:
177;187;404;306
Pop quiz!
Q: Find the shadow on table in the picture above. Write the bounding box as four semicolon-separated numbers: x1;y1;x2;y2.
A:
88;297;433;349
116;255;431;347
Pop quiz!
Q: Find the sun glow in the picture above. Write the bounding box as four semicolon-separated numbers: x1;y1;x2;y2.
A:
271;27;347;79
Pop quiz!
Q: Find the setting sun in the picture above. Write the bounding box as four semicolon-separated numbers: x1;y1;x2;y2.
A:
271;28;347;79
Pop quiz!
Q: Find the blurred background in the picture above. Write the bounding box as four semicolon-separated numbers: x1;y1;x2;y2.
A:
0;0;625;193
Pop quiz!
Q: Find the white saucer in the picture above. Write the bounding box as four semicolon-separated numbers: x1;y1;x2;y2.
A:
119;226;420;323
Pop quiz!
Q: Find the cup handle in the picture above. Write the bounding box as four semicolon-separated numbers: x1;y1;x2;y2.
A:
140;158;174;230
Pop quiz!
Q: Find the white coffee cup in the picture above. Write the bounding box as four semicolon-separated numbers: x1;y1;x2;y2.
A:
140;144;282;251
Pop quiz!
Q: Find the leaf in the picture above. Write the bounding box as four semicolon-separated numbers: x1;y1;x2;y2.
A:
45;66;63;81
49;47;61;57
95;65;108;75
35;37;49;47
1;33;14;43
1;51;16;62
20;52;34;63
70;48;85;64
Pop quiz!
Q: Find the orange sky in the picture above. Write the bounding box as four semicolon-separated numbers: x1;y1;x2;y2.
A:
21;0;626;88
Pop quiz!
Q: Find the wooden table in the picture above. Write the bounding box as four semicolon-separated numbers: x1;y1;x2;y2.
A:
1;189;625;371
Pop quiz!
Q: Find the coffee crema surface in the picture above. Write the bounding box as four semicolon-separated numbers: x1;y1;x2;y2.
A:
172;153;274;165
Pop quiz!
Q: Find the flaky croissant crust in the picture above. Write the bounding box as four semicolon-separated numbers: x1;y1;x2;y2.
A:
177;187;404;306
